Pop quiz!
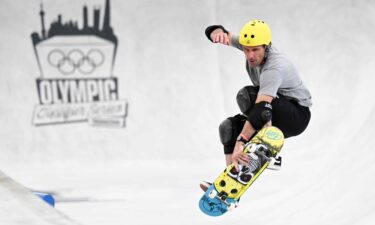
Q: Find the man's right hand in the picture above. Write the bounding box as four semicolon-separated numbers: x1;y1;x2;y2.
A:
210;29;231;45
232;141;250;172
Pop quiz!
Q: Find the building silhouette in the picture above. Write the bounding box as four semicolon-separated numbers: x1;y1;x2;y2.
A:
31;0;117;46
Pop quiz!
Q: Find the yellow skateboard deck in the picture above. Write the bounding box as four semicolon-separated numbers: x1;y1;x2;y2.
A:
199;126;284;216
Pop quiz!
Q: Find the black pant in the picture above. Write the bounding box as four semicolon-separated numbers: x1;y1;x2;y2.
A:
223;86;311;154
271;96;311;138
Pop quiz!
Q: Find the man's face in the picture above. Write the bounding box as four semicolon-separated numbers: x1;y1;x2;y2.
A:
243;45;266;68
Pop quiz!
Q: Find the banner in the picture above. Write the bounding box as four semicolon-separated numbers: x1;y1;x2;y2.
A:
30;0;128;127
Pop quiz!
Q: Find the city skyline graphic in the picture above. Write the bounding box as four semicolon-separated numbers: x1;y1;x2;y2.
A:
31;0;117;46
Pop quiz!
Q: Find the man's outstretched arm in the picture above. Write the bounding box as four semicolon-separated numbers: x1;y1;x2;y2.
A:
205;25;233;46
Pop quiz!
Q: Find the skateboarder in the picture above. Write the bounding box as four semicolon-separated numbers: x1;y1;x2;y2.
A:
201;20;312;190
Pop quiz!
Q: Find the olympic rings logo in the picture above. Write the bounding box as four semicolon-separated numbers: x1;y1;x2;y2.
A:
47;49;105;75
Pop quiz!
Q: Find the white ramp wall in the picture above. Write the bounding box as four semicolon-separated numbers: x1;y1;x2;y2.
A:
0;0;225;163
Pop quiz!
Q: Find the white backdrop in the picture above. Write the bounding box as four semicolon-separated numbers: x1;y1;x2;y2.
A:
0;0;375;224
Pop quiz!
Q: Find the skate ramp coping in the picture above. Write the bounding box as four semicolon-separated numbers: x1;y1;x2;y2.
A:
0;170;80;225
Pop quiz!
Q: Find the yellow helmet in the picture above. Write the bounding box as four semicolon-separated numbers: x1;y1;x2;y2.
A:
239;20;272;47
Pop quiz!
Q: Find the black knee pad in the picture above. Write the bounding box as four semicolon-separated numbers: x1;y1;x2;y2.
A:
219;114;246;154
236;86;259;115
247;101;273;130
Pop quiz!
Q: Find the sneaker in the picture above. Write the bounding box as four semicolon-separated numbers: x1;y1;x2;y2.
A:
199;181;212;192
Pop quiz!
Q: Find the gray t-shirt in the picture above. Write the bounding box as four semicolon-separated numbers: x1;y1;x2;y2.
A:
231;36;312;107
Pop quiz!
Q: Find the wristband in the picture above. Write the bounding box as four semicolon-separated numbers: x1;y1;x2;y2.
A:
236;133;250;143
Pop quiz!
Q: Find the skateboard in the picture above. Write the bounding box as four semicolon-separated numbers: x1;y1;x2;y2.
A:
199;126;284;216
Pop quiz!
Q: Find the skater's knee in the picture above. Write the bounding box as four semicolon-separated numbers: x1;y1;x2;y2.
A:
219;119;234;146
236;86;258;115
247;101;273;130
219;114;246;153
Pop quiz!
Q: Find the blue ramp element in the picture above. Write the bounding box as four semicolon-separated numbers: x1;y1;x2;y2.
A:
34;192;55;207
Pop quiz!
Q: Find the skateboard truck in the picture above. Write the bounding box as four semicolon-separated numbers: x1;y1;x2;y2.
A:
208;189;237;211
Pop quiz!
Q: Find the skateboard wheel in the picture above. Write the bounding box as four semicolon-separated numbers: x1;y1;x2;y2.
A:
208;189;218;199
228;203;236;211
